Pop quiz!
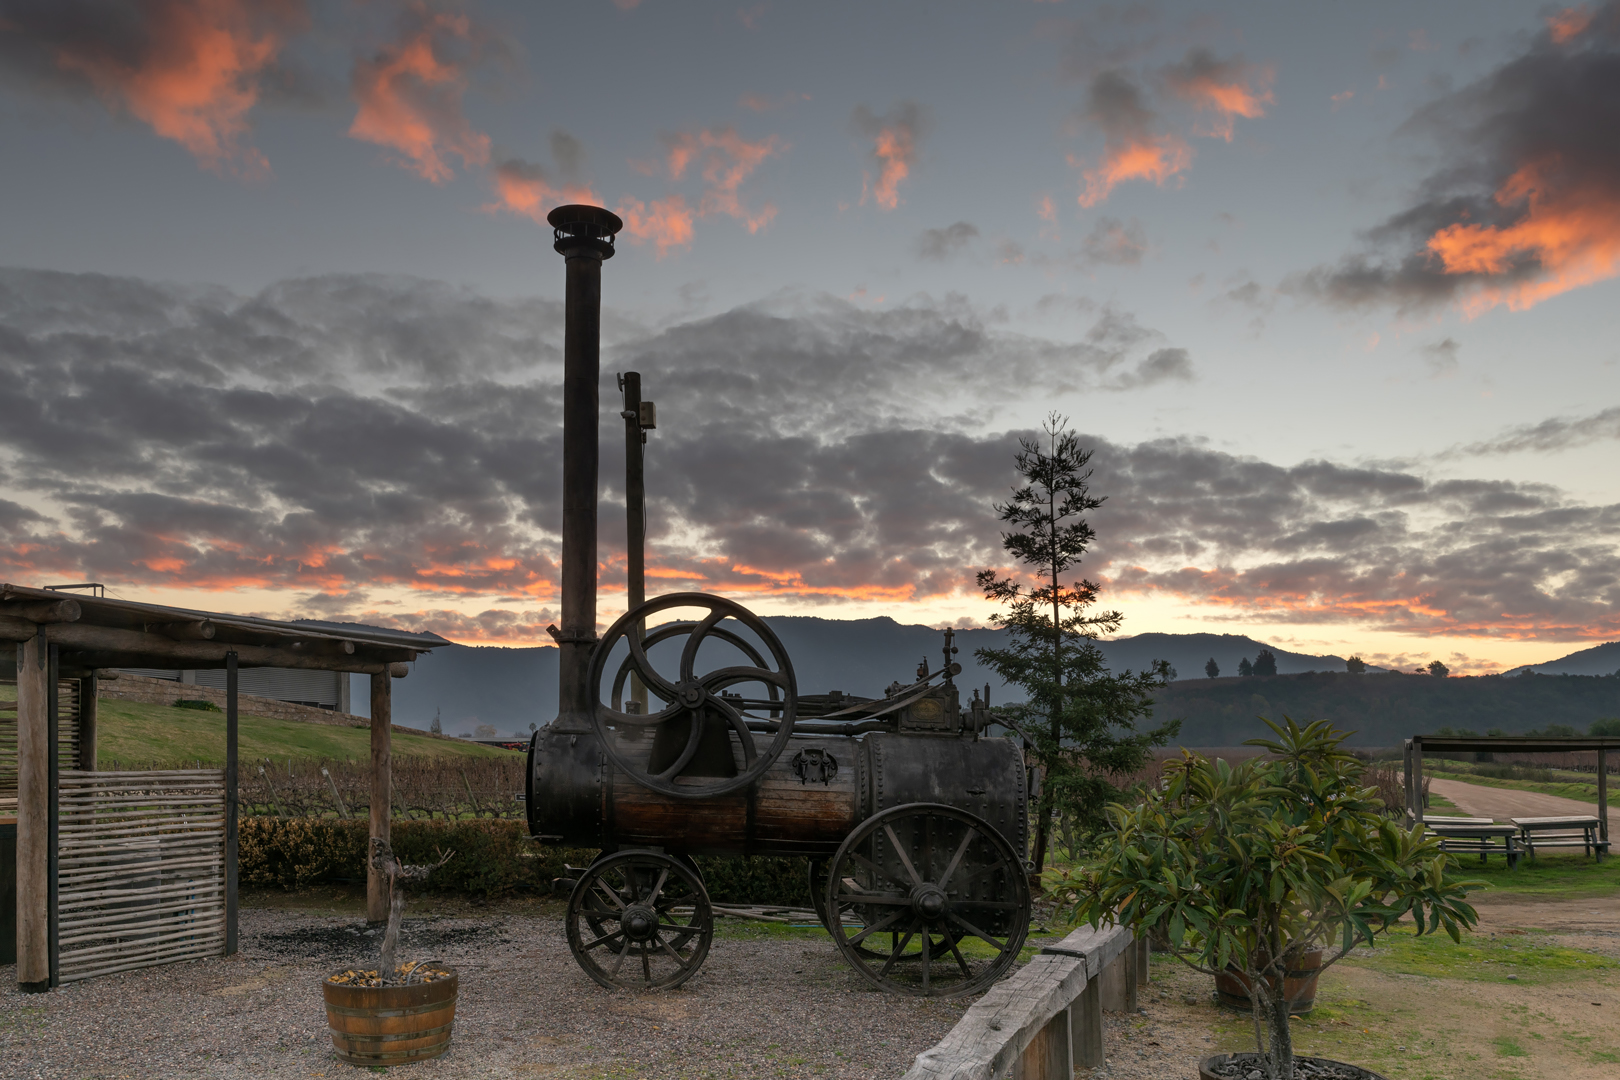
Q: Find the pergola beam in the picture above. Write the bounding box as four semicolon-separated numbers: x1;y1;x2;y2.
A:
35;622;414;672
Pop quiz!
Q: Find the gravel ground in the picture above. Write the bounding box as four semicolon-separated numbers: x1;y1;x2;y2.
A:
0;898;1220;1079
0;903;973;1079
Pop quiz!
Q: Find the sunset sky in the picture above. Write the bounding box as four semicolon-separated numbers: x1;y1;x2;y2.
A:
2;1;1618;675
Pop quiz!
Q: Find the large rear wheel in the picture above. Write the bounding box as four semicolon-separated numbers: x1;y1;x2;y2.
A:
824;803;1030;997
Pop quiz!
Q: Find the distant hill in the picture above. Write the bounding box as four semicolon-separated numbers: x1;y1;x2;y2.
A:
1155;670;1620;747
388;618;1368;733
1504;640;1620;677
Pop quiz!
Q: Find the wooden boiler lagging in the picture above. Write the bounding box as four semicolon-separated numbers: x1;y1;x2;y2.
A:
527;729;1025;859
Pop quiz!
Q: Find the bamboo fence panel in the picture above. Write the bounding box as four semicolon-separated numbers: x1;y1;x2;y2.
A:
54;769;227;983
0;676;81;815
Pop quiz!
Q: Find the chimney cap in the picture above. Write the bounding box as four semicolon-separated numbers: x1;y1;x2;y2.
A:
548;204;624;260
547;204;624;236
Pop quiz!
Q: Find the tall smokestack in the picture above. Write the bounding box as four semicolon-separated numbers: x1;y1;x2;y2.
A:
547;204;623;729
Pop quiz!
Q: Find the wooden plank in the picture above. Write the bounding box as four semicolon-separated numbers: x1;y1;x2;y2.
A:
60;938;225;983
903;950;1093;1080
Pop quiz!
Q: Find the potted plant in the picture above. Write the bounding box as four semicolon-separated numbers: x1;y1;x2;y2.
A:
323;840;457;1067
1062;718;1480;1080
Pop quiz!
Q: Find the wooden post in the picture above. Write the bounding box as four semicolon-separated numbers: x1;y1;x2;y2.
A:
1100;949;1128;1011
1012;1006;1070;1080
15;634;49;991
1403;739;1414;820
367;671;392;924
76;675;96;770
47;645;59;988
1598;748;1609;853
1413;737;1425;815
225;652;239;955
1072;975;1104;1068
1123;936;1139;1012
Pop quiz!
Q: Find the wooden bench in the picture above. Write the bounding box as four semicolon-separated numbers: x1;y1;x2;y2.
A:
1511;816;1609;860
1422;815;1494;827
1425;822;1521;868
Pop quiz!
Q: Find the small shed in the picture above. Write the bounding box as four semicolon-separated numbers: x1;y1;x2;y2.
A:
1;582;443;991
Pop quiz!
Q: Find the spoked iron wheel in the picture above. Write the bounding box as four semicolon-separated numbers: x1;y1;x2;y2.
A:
825;803;1030;997
566;850;713;991
589;593;797;799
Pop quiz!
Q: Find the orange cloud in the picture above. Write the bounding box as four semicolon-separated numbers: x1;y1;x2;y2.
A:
1548;7;1595;43
660;126;785;231
1164;49;1275;142
1073;136;1192;208
1424;156;1620;314
485;159;600;223
348;6;491;183
853;102;924;211
867;126;915;210
616;195;696;257
50;0;301;176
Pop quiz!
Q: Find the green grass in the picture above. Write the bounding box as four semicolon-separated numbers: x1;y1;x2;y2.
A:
1425;788;1459;810
1427;767;1602;806
1341;924;1618;985
95;698;518;768
1455;850;1620;899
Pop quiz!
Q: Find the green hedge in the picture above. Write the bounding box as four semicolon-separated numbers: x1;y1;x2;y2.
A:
238;817;813;904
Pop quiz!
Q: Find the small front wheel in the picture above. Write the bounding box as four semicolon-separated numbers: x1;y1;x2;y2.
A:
566;850;713;991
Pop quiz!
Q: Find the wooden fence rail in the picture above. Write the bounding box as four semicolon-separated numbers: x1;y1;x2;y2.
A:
903;924;1143;1080
54;769;227;983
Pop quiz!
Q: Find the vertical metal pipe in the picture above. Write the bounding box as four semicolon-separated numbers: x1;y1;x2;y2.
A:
46;643;58;988
621;370;647;712
225;652;239;955
548;204;623;729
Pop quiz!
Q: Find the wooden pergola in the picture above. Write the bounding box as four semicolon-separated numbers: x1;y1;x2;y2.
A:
1403;734;1615;841
1;582;443;991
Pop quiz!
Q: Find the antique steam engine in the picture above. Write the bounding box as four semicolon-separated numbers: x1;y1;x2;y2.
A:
529;206;1031;998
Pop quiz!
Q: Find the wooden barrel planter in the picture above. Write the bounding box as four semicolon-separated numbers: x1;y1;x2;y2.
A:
1213;949;1323;1015
323;968;458;1066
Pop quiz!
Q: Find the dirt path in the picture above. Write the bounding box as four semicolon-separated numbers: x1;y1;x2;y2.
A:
1428;777;1620;828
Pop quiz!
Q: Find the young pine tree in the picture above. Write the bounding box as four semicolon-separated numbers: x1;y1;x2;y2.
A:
1204;657;1219;679
975;415;1178;875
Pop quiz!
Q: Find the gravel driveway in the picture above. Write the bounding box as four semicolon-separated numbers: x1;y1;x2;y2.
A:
1;903;976;1079
1427;777;1620;828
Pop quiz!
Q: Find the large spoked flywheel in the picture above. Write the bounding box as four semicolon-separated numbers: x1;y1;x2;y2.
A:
589;592;797;799
824;803;1031;997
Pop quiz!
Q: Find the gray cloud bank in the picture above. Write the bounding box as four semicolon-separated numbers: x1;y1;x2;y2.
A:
1295;4;1620;312
0;267;1615;644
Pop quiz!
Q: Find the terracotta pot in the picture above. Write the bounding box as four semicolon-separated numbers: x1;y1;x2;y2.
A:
323;967;458;1066
1213;948;1323;1015
1198;1052;1391;1080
